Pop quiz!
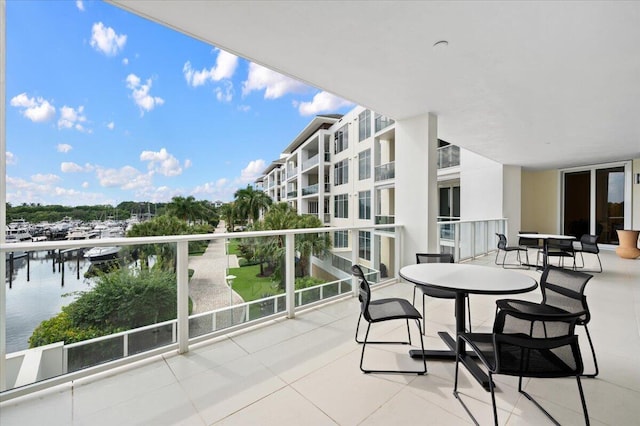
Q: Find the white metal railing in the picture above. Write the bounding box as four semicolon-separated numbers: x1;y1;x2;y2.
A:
437;218;507;262
0;224;399;400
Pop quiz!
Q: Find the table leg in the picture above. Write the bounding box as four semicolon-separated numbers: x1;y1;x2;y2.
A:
409;292;492;391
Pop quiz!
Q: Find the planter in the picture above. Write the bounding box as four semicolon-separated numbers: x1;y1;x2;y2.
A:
615;229;640;259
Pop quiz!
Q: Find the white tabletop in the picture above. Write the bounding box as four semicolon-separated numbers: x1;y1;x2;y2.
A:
519;233;575;240
399;263;538;295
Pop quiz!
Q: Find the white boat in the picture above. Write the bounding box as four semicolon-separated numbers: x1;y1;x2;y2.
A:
84;246;121;262
4;236;28;262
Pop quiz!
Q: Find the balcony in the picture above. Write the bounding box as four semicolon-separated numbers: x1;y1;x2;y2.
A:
437;144;460;169
374;113;395;133
301;154;319;171
1;245;637;424
287;190;298;198
301;184;319;196
374;215;395;225
374;161;395;182
286;167;298;180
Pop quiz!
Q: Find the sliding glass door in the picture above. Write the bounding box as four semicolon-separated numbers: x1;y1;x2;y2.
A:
562;162;631;244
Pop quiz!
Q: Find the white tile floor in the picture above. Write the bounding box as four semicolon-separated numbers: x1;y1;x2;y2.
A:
1;251;639;425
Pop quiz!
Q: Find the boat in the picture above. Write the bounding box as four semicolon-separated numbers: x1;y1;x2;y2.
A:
83;246;121;262
4;235;28;262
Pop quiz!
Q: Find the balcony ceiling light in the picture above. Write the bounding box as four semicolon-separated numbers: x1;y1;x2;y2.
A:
433;40;449;48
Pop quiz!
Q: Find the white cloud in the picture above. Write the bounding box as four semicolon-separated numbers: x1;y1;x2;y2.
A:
61;162;93;173
240;159;266;183
296;91;354;116
82;181;90;189
95;165;151;190
58;105;88;131
90;22;126;56
122;57;129;66
183;49;238;87
107;121;115;130
184;159;192;169
238;105;251;112
5;175;109;206
242;63;309;99
126;74;164;115
76;1;84;11
10;93;56;122
215;81;234;102
6;151;17;165
57;143;73;153
31;173;61;184
140;148;183;176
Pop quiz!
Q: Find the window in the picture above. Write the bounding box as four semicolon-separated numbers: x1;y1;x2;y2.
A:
358;149;371;180
334;194;349;218
334;230;349;248
358;191;371;220
358;109;371;141
334;124;349;153
359;231;371;260
334;159;349;186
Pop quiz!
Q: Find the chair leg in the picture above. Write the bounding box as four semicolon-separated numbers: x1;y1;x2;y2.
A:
355;313;363;343
489;372;499;426
466;295;472;332
582;324;599;378
577;376;591;425
359;320;427;375
406;319;412;345
596;254;602;273
453;337;479;425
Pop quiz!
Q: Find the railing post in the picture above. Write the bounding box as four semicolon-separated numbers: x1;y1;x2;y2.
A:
351;230;359;297
285;233;295;319
454;222;460;262
123;334;128;357
176;241;189;354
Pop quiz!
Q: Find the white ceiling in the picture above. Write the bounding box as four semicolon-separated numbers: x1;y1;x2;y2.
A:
110;1;640;170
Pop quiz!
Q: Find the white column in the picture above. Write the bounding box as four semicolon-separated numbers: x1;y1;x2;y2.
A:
176;241;189;354
1;0;7;391
396;113;439;267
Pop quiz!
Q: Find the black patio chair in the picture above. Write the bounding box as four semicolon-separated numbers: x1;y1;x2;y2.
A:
495;266;598;377
413;253;471;333
352;264;427;375
453;307;590;426
519;230;542;266
495;233;529;268
546;238;576;270
574;234;602;273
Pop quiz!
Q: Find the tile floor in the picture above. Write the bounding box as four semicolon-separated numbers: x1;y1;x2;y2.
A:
1;251;639;425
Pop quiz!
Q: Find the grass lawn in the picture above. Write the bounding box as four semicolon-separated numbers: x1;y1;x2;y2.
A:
227;239;241;255
228;264;282;302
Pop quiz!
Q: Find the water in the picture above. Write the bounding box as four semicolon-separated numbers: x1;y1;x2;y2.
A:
5;251;95;353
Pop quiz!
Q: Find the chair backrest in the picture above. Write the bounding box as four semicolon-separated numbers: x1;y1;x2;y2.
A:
540;265;593;323
518;231;540;247
547;238;574;251
416;253;454;264
351;264;372;321
495;233;508;250
492;309;583;377
580;234;599;254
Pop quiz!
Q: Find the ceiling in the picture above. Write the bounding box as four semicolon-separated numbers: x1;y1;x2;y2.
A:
110;1;640;170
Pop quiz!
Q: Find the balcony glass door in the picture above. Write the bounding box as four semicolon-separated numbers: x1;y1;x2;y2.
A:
562;162;631;244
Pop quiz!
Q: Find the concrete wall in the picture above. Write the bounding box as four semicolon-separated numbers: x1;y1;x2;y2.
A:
460;150;504;220
521;169;560;234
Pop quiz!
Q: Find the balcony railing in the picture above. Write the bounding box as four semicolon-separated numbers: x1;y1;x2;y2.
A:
286;167;298;180
301;154;319;171
437;218;508;262
324;152;331;162
287;190;298;198
0;224;398;400
374;162;395;182
374;114;395;133
301;184;319;196
437;145;460;169
375;215;395;225
323;213;331;223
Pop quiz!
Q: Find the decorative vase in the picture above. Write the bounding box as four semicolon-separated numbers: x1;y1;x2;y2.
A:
615;230;640;259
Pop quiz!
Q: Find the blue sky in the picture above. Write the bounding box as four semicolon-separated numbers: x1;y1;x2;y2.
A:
5;0;354;206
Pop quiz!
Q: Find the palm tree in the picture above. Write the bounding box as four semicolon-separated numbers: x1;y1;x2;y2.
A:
233;185;272;225
219;202;238;232
166;196;206;223
295;214;332;276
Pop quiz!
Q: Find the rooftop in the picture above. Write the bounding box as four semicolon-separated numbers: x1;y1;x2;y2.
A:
2;251;638;425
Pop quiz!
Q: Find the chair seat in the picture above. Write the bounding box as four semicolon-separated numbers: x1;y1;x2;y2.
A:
460;332;579;377
368;298;422;322
496;299;567;316
419;286;457;299
503;246;527;252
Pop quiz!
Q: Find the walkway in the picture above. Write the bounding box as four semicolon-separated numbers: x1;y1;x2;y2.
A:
187;221;241;314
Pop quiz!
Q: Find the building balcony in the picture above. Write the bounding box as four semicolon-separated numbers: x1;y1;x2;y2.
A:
374;113;395;133
287;190;298;198
374;162;395;182
1;244;636;424
301;154;319;171
437;144;460;169
301;184;319;196
374;215;395;225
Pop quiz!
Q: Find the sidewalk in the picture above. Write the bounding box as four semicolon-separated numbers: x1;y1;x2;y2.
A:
187;221;241;314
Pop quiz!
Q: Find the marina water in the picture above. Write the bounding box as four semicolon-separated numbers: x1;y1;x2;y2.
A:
5;251;95;353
